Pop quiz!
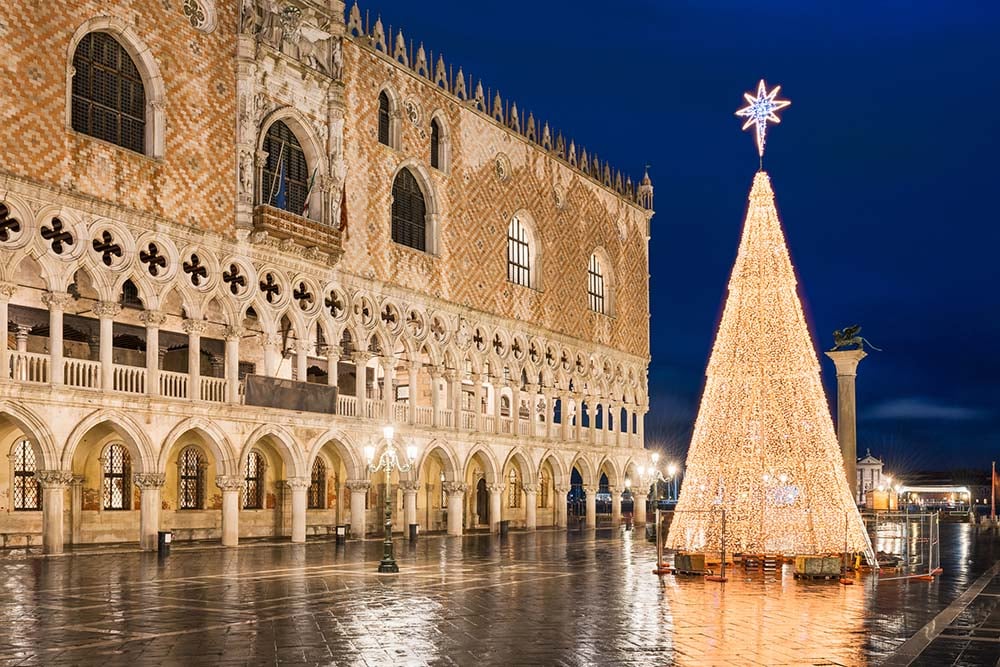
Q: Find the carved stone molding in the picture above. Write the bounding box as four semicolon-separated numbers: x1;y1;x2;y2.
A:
133;473;166;490
93;301;122;319
486;483;506;495
522;484;540;494
224;325;246;341
398;480;421;493
345;479;371;492
35;470;74;489
442;482;468;495
0;282;15;299
216;475;245;491
41;291;73;310
182;318;209;335
285;477;310;490
139;310;167;327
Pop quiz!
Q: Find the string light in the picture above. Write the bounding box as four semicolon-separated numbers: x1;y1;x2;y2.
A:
665;171;870;556
735;79;791;158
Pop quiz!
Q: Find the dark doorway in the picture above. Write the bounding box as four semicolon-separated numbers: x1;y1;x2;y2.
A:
476;478;489;525
568;467;585;517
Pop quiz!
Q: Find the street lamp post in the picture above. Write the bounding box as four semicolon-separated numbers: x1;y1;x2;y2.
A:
364;425;417;573
667;462;678;501
640;453;671;575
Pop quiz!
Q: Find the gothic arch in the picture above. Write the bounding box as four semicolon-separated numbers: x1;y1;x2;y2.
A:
570;454;597;488
391;159;441;254
240;423;303;478
415;438;461;482
0;402;59;471
463;442;500;484
502;446;536;486
304;429;363;481
158;417;237;476
538;449;568;488
62;409;157;474
257;107;327;222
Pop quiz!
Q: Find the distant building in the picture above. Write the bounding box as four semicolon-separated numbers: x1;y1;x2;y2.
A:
856;450;885;505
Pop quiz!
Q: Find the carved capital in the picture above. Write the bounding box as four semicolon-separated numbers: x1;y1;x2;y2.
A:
182;318;209;335
215;475;245;491
486;483;506;495
442;369;458;382
261;333;283;348
139;310;167;327
345;479;371;492
522;484;540;494
350;351;370;366
133;473;166;490
442;481;468;495
41;291;73;310
398;480;421;493
0;282;16;300
35;470;74;489
555;486;571;495
607;486;620;496
224;325;246;341
285;477;310;490
93;301;122;319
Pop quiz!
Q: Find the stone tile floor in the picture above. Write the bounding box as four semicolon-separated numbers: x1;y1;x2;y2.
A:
0;523;997;665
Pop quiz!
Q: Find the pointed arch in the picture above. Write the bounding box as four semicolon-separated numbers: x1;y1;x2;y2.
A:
158;417;238;476
391;160;440;254
257;107;327;222
240;423;303;478
62;409;156;473
304;429;363;481
538;449;568;488
415;438;461;482
0;401;59;471
570;454;597;488
502;446;536;486
597;456;622;488
464;442;501;484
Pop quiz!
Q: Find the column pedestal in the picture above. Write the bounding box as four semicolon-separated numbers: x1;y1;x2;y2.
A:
400;480;419;532
633;492;648;525
825;349;867;503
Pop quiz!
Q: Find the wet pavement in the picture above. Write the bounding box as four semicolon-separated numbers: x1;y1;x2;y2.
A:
0;523;998;666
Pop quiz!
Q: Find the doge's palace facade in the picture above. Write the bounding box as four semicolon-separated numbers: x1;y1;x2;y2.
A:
0;0;654;552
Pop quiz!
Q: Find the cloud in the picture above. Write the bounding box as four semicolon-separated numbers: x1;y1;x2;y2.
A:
865;397;990;421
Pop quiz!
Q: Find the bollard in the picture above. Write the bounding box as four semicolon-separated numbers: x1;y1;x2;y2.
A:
499;520;510;537
157;530;172;556
409;523;419;541
335;525;346;545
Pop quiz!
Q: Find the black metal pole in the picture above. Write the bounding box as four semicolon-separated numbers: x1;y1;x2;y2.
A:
378;465;398;573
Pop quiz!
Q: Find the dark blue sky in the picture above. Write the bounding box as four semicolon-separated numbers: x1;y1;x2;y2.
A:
363;1;1000;471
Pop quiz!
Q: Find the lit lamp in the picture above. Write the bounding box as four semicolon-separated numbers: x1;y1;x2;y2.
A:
639;456;672;575
667;462;679;501
365;425;417;573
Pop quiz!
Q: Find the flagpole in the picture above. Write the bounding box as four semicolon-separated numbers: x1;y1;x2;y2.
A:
267;142;285;206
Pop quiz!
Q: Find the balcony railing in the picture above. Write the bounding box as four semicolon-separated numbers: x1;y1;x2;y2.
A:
201;377;226;403
159;370;188;400
64;358;101;390
415;406;433;426
9;351;49;383
114;365;146;394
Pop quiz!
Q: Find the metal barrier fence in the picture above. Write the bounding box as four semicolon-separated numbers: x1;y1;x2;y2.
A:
860;510;941;581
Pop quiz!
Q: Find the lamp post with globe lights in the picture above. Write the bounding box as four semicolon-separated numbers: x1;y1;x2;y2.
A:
364;425;417;573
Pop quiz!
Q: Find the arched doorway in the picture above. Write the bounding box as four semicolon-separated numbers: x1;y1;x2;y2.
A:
476;478;489;527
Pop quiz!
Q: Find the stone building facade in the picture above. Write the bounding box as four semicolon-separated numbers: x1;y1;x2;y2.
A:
0;0;654;552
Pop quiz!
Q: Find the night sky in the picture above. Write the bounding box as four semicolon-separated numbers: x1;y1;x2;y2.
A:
361;1;1000;471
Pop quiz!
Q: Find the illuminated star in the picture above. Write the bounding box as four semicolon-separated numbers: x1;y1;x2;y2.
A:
735;79;791;158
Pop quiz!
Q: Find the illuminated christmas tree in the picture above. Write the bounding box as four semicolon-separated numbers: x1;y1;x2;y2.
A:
666;82;870;556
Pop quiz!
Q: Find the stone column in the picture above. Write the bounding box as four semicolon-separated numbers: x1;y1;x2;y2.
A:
633;491;648;525
36;470;72;554
400;480;420;531
610;486;622;527
139;310;165;396
70;474;84;544
545;390;557;439
511;381;521;435
351;351;369;418
493;379;504;434
488;483;504;534
134;473;165;551
42;291;71;386
0;282;14;381
216;475;243;547
381;356;396;422
294;339;310;383
324;348;340;389
261;333;282;377
443;482;467;535
407;361;419;425
474;373;486;431
93;301;121;391
287;477;309;543
637;407;646;448
523;484;538;530
429;366;443;427
555;486;569;528
584;485;597;528
525;383;538;438
224;326;244;403
346;480;370;537
444;369;461;430
825;349;867;503
562;393;573;441
183;319;208;400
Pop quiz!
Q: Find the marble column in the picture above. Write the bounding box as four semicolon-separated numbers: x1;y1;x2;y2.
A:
554;486;569;528
637;407;646;448
292;339;308;383
36;470;73;554
346;480;370;537
407;361;419;425
523;484;538;530
444;482;467;535
351;351;369;418
488;483;504;533
430;366;443;427
493;380;504;434
140;311;165;396
224;326;244;403
183;319;208;400
324;348;340;389
474;374;486;431
445;370;461;431
633;491;648;525
381;356;396;422
70;474;84;544
400;480;420;532
0;282;14;382
42;291;71;386
610;486;622;527
825;349;867;503
287;477;309;543
94;301;121;391
134;473;165;551
584;485;597;528
261;332;282;377
216;475;243;547
525;383;538;438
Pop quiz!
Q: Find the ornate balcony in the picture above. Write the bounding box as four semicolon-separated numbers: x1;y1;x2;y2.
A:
251;205;343;265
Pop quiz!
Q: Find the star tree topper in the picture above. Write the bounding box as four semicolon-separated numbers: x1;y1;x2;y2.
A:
735;79;791;158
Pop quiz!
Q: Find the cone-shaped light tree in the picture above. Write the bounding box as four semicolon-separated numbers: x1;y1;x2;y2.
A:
665;171;870;555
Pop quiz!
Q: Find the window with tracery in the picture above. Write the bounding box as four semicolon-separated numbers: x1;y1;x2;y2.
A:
244;450;264;509
309;458;326;509
261;120;310;216
430;118;441;169
378;91;391;146
103;443;131;510
508;469;521;508
588;253;606;314
71;32;146;153
507;216;531;287
12;439;40;511
178;446;204;510
391;168;427;251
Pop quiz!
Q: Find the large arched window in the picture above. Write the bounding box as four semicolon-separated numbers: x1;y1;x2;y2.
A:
391;168;427;251
378;91;391;146
244;450;265;509
588;253;606;314
308;458;326;509
71;32;146;153
103;443;131;510
507;216;532;287
261;121;310;216
508;468;521;508
12;440;40;511
178;447;205;510
430;118;441;169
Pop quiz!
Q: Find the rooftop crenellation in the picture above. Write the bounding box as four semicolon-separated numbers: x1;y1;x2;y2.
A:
345;2;653;210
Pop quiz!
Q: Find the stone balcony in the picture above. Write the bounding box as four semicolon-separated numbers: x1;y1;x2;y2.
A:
251;205;343;265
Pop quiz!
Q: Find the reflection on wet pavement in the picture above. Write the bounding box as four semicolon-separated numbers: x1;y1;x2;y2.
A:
0;523;996;665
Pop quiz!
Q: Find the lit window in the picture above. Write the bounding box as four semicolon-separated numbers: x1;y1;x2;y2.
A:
261;121;310;216
391;168;427;251
103;443;131;510
71;32;146;153
507;216;531;287
12;440;40;511
178;447;204;510
588;253;606;314
309;458;326;509
244;450;264;509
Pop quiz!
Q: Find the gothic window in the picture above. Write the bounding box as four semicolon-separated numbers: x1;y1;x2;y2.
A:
12;439;40;511
120;279;143;309
391;168;427;251
508;469;521;508
539;471;550;508
308;458;326;509
378;91;391;146
507;216;531;288
430;118;441;169
103;443;131;510
261;121;310;217
178;447;204;510
71;32;146;153
588;253;606;315
244;450;264;509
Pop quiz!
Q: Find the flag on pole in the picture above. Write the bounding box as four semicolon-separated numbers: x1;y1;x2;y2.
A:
273;159;287;211
266;142;286;208
338;181;349;242
301;167;318;218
